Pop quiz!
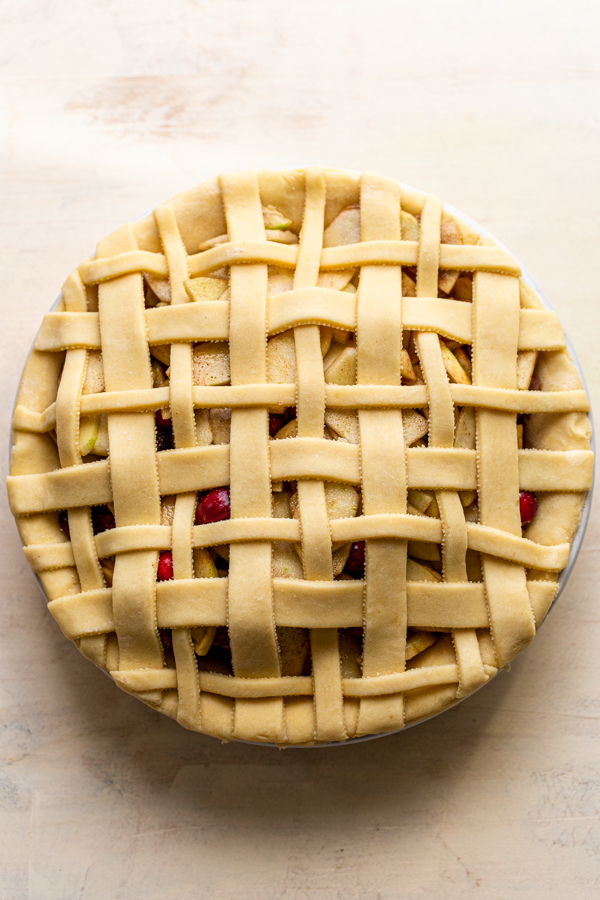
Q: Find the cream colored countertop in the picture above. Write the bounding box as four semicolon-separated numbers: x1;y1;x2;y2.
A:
2;2;599;898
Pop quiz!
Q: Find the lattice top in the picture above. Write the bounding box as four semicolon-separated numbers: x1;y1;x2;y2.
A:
8;168;593;745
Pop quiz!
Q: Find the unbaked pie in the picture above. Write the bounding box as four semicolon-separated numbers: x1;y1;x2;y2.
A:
7;167;593;744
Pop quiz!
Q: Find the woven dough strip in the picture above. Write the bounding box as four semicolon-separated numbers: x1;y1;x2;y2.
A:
7;167;593;744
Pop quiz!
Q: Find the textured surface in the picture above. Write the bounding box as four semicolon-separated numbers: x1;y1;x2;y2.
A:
1;1;600;897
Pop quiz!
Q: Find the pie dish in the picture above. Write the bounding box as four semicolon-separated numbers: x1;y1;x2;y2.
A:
7;167;593;745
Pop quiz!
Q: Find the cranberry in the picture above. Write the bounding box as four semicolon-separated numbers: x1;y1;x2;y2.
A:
157;551;174;581
529;374;541;391
213;626;231;649
519;491;537;526
155;408;172;428
195;488;230;525
58;510;70;538
159;628;172;651
155;423;174;452
269;413;286;437
92;505;115;534
344;541;365;578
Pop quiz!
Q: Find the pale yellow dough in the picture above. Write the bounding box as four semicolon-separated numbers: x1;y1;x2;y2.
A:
7;167;592;745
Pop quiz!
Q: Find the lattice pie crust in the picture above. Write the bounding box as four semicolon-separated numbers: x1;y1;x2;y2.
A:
7;168;593;745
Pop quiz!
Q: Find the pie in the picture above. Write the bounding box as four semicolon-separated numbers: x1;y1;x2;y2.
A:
7;167;593;745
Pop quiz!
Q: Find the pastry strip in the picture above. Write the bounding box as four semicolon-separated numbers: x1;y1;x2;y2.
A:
220;170;283;742
473;266;536;664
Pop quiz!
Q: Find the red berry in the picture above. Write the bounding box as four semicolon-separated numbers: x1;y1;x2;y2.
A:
195;488;230;525
92;505;115;534
529;374;541;391
519;491;537;526
157;551;174;581
344;541;365;578
269;413;286;437
155;408;172;428
213;626;231;649
155;423;174;452
159;628;172;651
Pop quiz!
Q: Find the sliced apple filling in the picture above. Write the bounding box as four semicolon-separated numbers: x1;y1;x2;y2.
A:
69;202;546;682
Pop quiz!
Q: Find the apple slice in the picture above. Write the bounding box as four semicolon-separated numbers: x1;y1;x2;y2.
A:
100;556;115;586
79;415;100;456
401;210;420;242
324;346;356;385
405;631;436;661
272;492;293;519
456;218;480;246
323;206;360;247
453;275;473;302
160;496;176;526
268;266;294;295
402;272;417;297
316;269;356;290
195;409;212;446
454;407;476;449
440;340;471;385
262;205;293;230
425;495;440;518
407;540;441;562
323;341;346;371
516;350;538;390
464;503;479;524
320;327;333;356
407;489;434;514
267;331;296;384
453;346;472;379
273;418;297;440
339;630;362;678
191;626;217;656
403;409;428;446
198;234;229;252
277;627;310;676
143;272;171;304
324;410;359;444
272;544;304;579
184;276;227;302
266;229;298;244
325;482;360;520
82;351;105;395
194;547;218;578
401;349;417;383
92;415;109;456
150;345;170;366
332;543;352;576
151;358;168;388
459;489;477;509
438;213;463;294
440;212;462;245
407;559;442;582
209;408;232;444
192;342;230;386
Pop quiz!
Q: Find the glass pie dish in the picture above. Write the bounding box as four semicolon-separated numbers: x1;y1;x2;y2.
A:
7;167;594;746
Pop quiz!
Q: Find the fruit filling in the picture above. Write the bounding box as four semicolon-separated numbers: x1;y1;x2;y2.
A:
62;201;544;676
